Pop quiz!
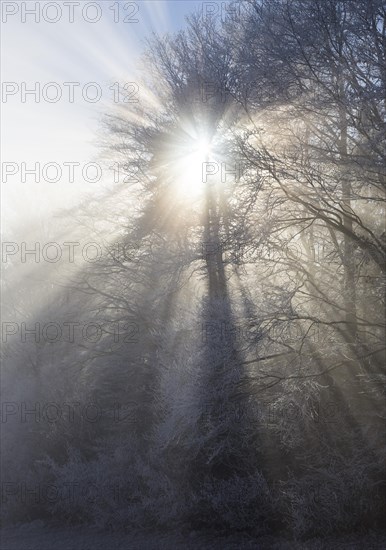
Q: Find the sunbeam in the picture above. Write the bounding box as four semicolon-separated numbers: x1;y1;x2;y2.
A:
2;1;385;548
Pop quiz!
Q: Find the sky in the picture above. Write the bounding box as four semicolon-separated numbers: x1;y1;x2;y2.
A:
1;0;215;232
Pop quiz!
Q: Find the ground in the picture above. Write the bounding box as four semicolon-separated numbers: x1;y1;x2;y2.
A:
1;523;386;550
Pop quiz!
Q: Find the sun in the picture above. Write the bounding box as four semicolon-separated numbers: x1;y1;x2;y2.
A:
173;135;214;199
195;138;212;159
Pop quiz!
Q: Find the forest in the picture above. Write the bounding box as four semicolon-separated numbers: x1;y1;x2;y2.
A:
2;0;386;547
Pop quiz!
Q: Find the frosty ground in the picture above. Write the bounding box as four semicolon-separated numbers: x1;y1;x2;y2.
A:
1;523;386;550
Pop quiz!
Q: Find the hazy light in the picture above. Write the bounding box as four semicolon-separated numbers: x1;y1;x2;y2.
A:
195;137;212;159
1;0;203;229
172;134;215;199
